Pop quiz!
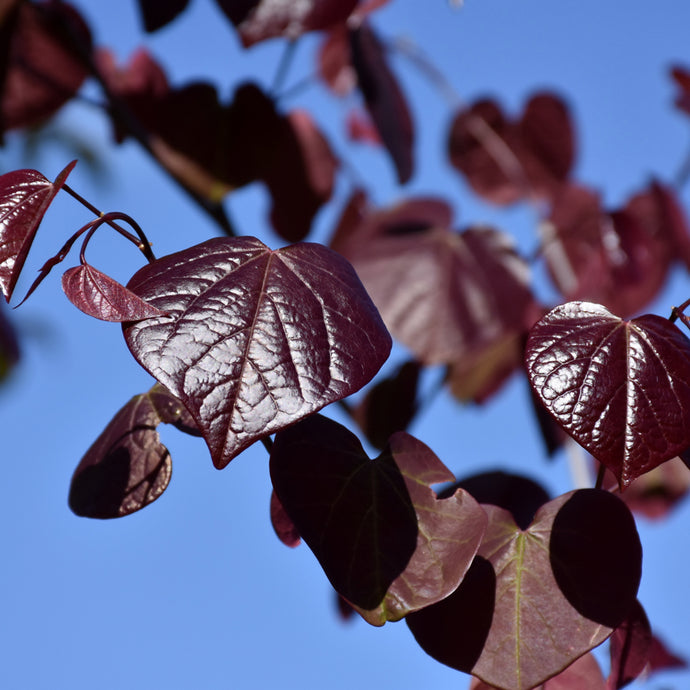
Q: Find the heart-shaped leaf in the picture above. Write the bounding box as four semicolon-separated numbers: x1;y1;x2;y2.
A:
123;237;392;468
526;301;690;487
62;264;167;322
68;384;191;518
270;414;487;626
0;160;76;301
407;489;642;690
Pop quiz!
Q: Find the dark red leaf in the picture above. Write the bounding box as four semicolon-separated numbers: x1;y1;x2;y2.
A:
0;300;18;381
270;489;301;548
68;384;187;518
123;237;392;469
1;1;91;133
670;65;690;117
62;264;168;322
346;107;381;145
646;634;687;673
542;183;673;317
318;26;355;96
0;160;76;301
136;0;191;32
351;359;420;449
607;600;652;689
407;490;641;690
526;301;690;488
270;414;487;626
349;21;414;183
217;0;357;48
448;93;574;205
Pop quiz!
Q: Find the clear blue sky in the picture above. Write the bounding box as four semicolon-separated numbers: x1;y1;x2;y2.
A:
2;1;690;688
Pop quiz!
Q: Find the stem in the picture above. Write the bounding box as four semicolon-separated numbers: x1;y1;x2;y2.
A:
271;40;299;98
594;462;606;490
261;436;274;454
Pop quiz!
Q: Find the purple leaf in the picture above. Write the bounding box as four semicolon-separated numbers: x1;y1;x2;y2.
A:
0;160;76;301
62;263;168;322
607;600;652;689
526;301;690;488
270;414;487;626
122;237;392;469
68;384;187;518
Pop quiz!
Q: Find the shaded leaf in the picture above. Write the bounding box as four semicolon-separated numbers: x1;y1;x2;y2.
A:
0;300;18;381
68;384;190;518
270;489;301;548
349;20;414;183
123;237;392;469
136;0;190;32
408;489;641;690
1;1;91;133
270;415;487;626
0;159;75;301
62;264;168;322
217;0;357;48
607;600;652;690
526;301;690;487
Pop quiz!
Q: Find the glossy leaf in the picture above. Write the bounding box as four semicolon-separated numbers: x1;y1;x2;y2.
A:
607;600;652;689
0;160;76;301
526;301;690;487
270;414;487;626
407;489;641;690
123;237;392;469
68;384;190;518
62;264;168;322
136;0;190;32
217;0;357;48
349;21;414;183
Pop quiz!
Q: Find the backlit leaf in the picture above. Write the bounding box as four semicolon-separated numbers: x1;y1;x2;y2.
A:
270;414;487;626
123;237;391;468
0;160;75;301
270;489;301;548
68;384;187;518
526;301;690;487
407;489;641;690
607;600;652;689
62;264;167;322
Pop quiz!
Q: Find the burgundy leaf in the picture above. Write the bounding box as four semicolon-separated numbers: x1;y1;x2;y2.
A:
270;489;301;548
407;490;641;690
670;64;690;117
62;264;168;322
346;107;381;145
607;600;652;689
1;1;91;133
318;26;356;96
541;183;673;318
526;301;690;487
646;634;687;673
270;414;487;626
0;300;19;381
123;237;392;469
349;21;414;183
0;159;75;301
68;385;184;518
351;359;420;449
136;0;191;32
217;0;357;48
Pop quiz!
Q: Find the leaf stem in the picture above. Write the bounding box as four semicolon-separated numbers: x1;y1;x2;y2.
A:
271;39;299;98
595;462;606;490
261;436;274;454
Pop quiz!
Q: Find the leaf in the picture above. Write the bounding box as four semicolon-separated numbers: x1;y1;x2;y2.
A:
0;300;18;381
62;264;168;322
136;0;191;32
607;600;652;689
671;64;690;117
525;301;690;487
269;414;487;626
407;489;642;690
349;20;414;183
68;384;190;518
122;237;392;469
216;0;358;48
0;159;76;301
270;489;301;548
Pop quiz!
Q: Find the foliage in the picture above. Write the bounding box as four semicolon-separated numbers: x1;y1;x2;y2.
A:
1;1;690;688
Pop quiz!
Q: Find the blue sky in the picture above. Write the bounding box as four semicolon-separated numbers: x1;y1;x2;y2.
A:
2;1;690;688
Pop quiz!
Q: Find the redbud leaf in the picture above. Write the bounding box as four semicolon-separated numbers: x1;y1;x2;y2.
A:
270;414;487;626
407;489;641;690
525;301;690;487
270;489;301;548
0;301;19;381
68;384;188;518
123;237;392;469
608;600;652;690
62;264;168;322
0;159;76;301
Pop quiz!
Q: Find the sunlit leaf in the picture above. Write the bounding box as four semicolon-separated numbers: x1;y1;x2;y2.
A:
0;160;75;301
123;237;392;469
62;264;167;322
68;384;189;518
526;301;690;487
407;489;641;690
270;414;487;626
